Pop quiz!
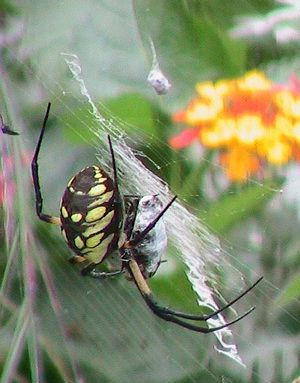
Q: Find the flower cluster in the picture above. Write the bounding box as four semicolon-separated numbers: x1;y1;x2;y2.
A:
170;70;300;181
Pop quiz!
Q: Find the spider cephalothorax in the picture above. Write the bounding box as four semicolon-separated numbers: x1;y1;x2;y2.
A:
31;102;262;333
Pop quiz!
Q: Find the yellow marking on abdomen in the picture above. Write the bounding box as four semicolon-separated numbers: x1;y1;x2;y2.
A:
67;176;74;187
94;175;107;182
82;211;114;237
88;191;113;208
67;185;84;195
71;213;82;223
61;206;68;218
86;233;104;248
62;229;68;242
83;234;115;263
74;236;85;249
73;189;84;195
88;184;106;197
85;206;106;223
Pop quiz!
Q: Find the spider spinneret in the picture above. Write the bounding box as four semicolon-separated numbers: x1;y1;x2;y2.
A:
31;102;262;334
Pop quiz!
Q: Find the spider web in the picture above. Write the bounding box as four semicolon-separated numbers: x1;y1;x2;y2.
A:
62;52;246;366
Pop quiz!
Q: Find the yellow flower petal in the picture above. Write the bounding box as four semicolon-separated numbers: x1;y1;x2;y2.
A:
291;123;300;143
195;81;215;99
291;98;300;118
215;80;232;97
213;118;236;144
186;101;221;124
237;70;272;92
275;115;293;138
275;90;294;116
200;127;223;148
259;137;291;164
236;115;265;145
219;146;261;181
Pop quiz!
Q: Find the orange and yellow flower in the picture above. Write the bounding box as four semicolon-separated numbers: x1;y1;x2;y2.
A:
170;70;300;181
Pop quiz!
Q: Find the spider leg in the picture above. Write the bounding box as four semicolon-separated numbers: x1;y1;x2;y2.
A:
124;194;142;199
128;259;256;333
124;196;141;239
68;255;86;264
107;135;120;196
88;269;124;279
144;295;255;333
80;261;124;279
31;102;60;225
146;276;263;321
0;114;19;135
1;125;19;135
127;195;177;247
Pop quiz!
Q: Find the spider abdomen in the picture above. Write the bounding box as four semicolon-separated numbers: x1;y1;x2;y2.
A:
60;166;122;264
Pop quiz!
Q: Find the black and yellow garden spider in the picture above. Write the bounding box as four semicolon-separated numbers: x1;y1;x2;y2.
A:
31;103;262;333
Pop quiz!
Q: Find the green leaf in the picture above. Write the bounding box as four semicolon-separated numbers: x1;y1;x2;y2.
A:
61;104;96;144
61;93;156;144
102;93;156;136
180;0;275;28
200;178;284;234
151;263;201;313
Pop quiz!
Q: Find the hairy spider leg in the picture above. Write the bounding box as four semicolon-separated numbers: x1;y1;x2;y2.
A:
31;102;60;225
128;259;257;333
